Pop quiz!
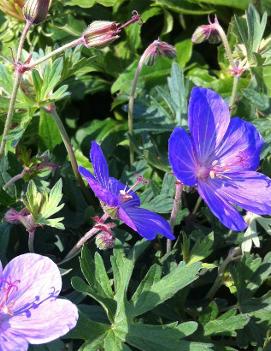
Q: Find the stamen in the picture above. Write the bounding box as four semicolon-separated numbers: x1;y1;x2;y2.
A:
119;175;148;201
0;278;20;315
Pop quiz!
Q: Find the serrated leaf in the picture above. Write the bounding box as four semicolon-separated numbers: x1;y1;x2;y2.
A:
204;313;250;336
189;232;214;264
131;261;201;317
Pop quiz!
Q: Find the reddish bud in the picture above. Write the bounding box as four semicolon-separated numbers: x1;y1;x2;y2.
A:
82;11;141;49
140;39;176;67
23;0;50;25
192;16;221;44
95;231;115;250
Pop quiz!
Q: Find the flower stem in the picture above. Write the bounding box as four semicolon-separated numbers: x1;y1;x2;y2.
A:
192;196;202;215
28;230;35;253
0;21;32;158
3;168;28;190
229;75;239;111
47;105;89;199
206;247;241;300
59;213;109;265
128;63;142;165
167;181;183;253
215;24;234;68
25;37;84;70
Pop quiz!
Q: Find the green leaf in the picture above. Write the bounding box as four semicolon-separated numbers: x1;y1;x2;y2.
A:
153;0;214;14
78;246;116;320
204;313;250;336
176;39;193;68
126;322;200;351
68;310;109;341
189;232;214;264
167;62;188;124
191;0;249;9
38;109;62;151
131;261;201;316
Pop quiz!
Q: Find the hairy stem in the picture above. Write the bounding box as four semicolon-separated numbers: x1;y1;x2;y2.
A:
192;196;202;215
3;168;28;190
128;64;142;165
47;106;88;197
28;230;35;253
206;247;241;300
59;213;109;265
0;21;32;158
229;76;239;111
25;37;84;70
167;181;183;253
215;24;234;68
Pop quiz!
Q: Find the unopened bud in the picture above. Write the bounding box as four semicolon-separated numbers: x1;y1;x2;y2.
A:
23;0;50;25
192;16;221;44
81;11;141;49
82;21;120;48
4;208;23;224
140;39;176;67
95;231;115;250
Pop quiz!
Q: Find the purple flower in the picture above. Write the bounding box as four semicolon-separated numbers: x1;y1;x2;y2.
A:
79;142;174;240
169;87;271;231
0;253;78;350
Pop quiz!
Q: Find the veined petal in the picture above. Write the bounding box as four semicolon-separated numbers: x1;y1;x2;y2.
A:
118;205;175;240
79;166;118;207
188;87;230;163
90;141;109;188
198;180;247;231
214;171;271;215
215;118;264;171
0;331;28;351
108;177;140;207
1;254;62;314
168;127;197;186
10;299;78;344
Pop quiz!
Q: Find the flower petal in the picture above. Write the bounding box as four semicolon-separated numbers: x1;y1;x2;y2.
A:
188;87;230;162
79;166;118;207
1;254;62;315
0;330;28;351
108;177;140;207
215;117;264;171
214;171;271;215
90;141;109;188
198;180;247;231
118;205;175;240
168;127;197;186
9;299;78;344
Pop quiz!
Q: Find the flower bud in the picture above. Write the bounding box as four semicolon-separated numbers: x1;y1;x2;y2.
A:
82;21;120;48
23;0;50;25
4;208;23;224
81;11;141;49
140;39;176;67
192;16;221;45
95;231;115;250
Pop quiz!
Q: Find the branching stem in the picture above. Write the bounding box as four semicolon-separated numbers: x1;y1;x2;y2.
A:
59;213;109;265
206;247;241;300
0;21;32;158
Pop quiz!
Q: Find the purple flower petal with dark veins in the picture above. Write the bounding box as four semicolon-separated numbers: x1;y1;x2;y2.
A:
169;87;271;231
79;141;174;240
0;253;78;351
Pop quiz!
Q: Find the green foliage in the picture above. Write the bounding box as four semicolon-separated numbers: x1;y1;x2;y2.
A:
1;1;271;350
71;243;207;350
23;179;65;229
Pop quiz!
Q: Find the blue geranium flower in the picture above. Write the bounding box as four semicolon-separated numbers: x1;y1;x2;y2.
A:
169;87;271;231
79;142;174;240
